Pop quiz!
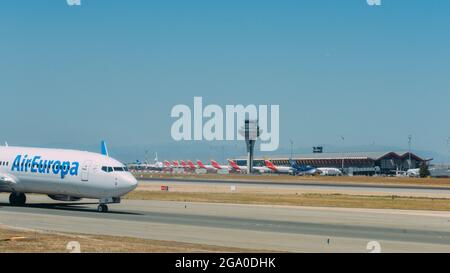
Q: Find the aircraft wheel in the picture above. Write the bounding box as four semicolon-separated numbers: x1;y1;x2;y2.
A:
97;204;108;213
8;193;16;205
9;193;26;206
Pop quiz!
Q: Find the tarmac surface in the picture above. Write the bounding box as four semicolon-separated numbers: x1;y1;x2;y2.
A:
1;194;450;252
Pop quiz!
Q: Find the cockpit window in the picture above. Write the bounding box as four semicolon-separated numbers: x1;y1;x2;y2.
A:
113;167;128;172
101;166;114;173
102;166;128;172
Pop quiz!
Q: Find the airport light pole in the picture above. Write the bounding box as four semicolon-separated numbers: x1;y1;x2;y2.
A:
239;119;261;175
446;137;450;159
144;150;149;165
340;136;345;172
408;135;412;169
289;139;294;160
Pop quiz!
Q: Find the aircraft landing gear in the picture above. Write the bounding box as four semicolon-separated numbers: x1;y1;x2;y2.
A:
9;193;26;206
96;197;120;213
97;204;109;213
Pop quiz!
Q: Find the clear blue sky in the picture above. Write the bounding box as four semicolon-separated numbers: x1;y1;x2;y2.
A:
1;0;449;158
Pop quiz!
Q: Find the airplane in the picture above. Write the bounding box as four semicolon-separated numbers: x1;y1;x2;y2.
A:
406;168;420;177
126;160;145;171
228;160;249;173
180;160;189;169
288;160;342;176
196;160;217;172
0;141;138;213
317;167;343;176
187;160;198;170
181;160;196;172
162;160;173;171
289;160;318;176
163;160;171;167
211;160;231;171
264;160;291;174
151;152;164;169
127;153;163;171
228;160;269;174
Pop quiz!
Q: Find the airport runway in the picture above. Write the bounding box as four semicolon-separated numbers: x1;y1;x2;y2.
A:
139;178;450;198
1;194;450;252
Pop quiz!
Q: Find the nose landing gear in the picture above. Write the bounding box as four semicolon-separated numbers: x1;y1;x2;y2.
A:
9;193;27;206
97;197;120;213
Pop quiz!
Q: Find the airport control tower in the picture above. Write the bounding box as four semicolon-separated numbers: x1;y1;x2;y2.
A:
239;119;261;174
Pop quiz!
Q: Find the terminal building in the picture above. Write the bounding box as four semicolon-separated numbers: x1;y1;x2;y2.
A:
233;151;429;175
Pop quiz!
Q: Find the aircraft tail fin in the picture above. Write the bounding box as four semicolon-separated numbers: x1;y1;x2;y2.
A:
228;160;241;170
289;159;298;168
181;161;188;168
197;160;207;169
211;160;221;169
188;160;197;169
101;141;109;156
264;160;278;172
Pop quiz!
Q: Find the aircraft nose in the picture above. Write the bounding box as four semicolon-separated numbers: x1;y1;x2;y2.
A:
126;174;138;190
118;173;138;193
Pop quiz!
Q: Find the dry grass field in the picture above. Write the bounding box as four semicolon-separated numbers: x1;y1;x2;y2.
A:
125;191;450;211
0;225;263;253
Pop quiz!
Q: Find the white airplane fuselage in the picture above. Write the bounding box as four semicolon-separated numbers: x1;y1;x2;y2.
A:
0;146;138;204
268;166;292;174
230;165;270;174
317;168;343;176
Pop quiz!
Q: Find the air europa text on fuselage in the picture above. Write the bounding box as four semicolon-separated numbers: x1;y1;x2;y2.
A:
11;155;80;179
